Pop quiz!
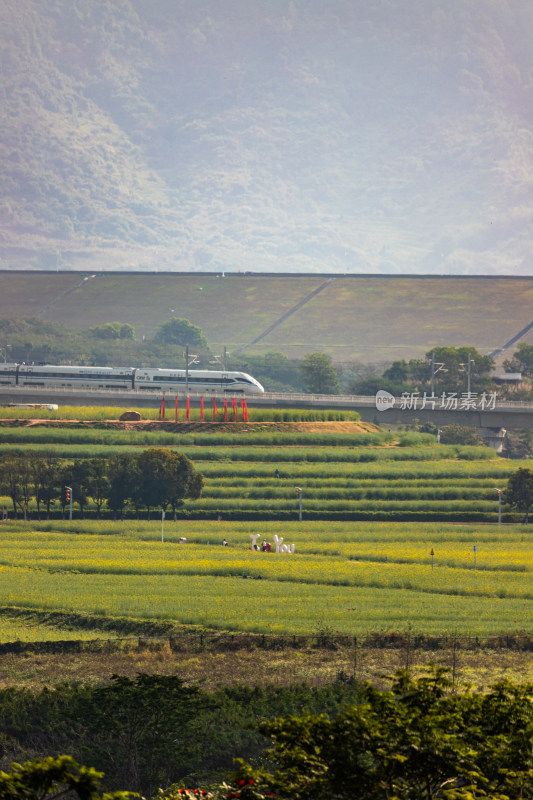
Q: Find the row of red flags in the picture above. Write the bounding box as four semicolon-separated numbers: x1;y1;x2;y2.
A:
158;396;249;422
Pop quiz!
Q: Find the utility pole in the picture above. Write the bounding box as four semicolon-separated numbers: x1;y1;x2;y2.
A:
295;487;303;521
430;352;446;394
467;353;474;394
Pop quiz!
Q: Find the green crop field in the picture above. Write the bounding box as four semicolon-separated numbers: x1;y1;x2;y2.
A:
2;272;533;360
0;520;530;640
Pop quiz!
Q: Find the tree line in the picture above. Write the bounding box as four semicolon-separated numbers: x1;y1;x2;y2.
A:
0;669;532;799
0;449;203;519
6;315;529;398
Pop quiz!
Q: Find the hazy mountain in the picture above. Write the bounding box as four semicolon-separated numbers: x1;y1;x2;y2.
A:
1;0;532;274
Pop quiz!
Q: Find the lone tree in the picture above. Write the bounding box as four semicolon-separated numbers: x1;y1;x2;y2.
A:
504;467;533;522
153;317;208;350
299;352;340;394
135;448;204;519
438;425;484;446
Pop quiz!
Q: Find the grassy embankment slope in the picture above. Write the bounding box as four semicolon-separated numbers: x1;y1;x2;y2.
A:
2;273;533;361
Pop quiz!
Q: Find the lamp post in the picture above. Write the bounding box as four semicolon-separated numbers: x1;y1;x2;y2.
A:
496;488;501;525
295;487;302;522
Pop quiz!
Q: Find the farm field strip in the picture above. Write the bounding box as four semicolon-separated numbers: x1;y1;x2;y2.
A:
0;427;391;447
186;497;499;512
0;441;495;462
204;485;504;499
0;566;530;636
211;477;494;487
1;552;529;599
2;518;529;542
7;519;522;542
0;616;119;643
1;535;529;579
197;460;522;478
306;541;531;571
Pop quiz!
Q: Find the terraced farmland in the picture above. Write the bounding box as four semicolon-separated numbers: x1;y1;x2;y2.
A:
0;417;523;521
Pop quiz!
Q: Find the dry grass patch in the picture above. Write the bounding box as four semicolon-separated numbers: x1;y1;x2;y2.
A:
1;643;531;692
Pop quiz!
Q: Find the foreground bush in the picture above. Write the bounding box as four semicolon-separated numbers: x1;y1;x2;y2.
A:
230;667;533;800
0;756;132;800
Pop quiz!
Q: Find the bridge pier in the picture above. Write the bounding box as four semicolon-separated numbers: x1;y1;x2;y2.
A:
478;427;507;453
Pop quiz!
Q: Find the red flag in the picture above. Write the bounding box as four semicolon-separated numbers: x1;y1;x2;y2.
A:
186;396;190;420
161;395;166;420
240;398;245;421
243;397;249;422
213;396;218;420
231;397;237;421
200;396;204;421
223;397;228;421
175;395;178;422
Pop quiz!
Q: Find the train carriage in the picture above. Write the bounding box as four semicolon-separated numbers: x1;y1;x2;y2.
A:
0;363;18;385
16;365;134;390
134;368;264;394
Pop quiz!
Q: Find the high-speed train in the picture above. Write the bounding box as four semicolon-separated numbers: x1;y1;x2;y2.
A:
0;363;265;394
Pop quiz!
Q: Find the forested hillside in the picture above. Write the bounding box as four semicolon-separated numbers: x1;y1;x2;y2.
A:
1;0;532;274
